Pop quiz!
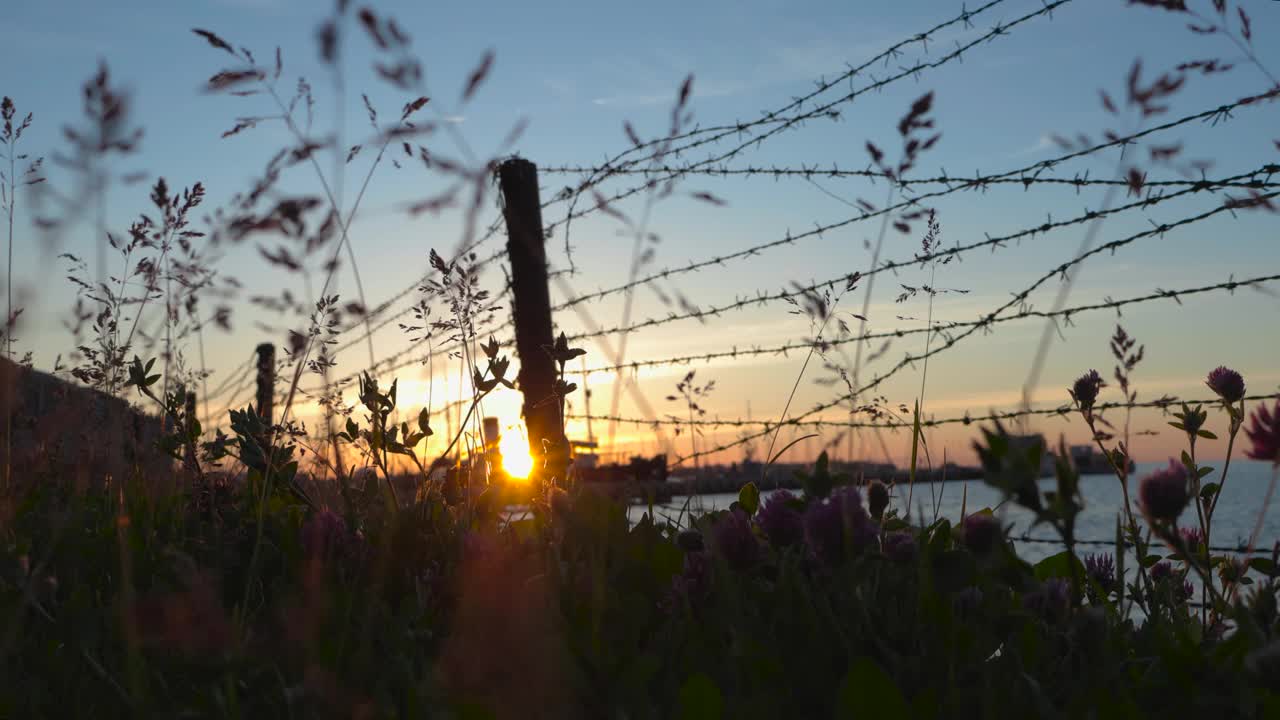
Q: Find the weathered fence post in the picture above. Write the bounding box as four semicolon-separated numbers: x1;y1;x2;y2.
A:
255;343;275;424
497;158;568;477
182;386;199;474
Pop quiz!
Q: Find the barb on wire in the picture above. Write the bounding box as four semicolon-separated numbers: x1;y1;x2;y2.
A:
543;90;1280;321
558;166;1277;354
571;392;1280;430
555;0;1017;200
548;0;1076;245
668;190;1280;466
541;163;1280;193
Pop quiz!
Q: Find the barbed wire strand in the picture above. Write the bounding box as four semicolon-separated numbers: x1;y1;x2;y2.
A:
566;271;1280;381
668;190;1280;466
558;166;1278;349
543;91;1280;323
572;391;1280;430
549;0;1074;269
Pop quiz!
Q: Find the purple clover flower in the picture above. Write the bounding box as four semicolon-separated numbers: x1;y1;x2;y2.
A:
1245;399;1280;465
664;551;712;612
1084;553;1116;593
1180;579;1195;603
962;513;1002;555
803;486;878;565
1138;460;1189;523
1151;561;1195;604
1025;578;1071;623
1179;526;1205;552
757;489;805;548
1206;366;1246;404
1070;370;1105;411
882;531;918;564
301;509;348;561
711;509;760;571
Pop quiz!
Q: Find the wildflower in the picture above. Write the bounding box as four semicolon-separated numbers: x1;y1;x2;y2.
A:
867;480;890;519
882;530;918;564
1217;556;1248;585
1025;578;1071;623
1084;553;1116;593
757;489;805;548
1149;560;1193;602
665;551;711;612
1150;560;1174;583
1244;399;1280;464
1178;526;1205;552
804;486;878;564
962;512;1002;555
1138;460;1189;523
301;509;349;561
1206;366;1245;403
1070;370;1105;411
1180;579;1195;603
1180;405;1206;435
711;508;759;571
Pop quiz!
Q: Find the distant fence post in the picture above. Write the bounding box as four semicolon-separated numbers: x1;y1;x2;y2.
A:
182;387;199;473
183;389;197;432
498;157;568;477
255;343;275;424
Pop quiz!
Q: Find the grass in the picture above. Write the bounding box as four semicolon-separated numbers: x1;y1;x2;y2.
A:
3;1;1280;717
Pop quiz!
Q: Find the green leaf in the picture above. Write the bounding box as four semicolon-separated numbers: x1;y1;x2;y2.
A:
1197;467;1214;479
909;399;923;489
738;482;760;516
1249;557;1278;577
928;518;953;555
1034;550;1083;581
1180;450;1193;467
837;657;909;720
1197;430;1218;440
1199;482;1219;501
677;673;722;720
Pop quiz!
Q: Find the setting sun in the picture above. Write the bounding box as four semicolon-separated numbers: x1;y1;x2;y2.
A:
499;424;535;480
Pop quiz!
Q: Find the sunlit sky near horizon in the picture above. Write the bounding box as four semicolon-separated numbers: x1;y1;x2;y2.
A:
3;0;1278;470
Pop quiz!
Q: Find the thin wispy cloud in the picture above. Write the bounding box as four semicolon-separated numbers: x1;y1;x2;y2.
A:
1011;133;1057;158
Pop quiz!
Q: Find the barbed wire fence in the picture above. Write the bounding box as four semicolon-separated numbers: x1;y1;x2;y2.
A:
193;0;1280;553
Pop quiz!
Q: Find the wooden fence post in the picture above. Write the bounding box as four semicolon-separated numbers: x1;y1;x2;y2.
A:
182;386;199;473
498;158;568;477
184;389;197;434
255;343;275;424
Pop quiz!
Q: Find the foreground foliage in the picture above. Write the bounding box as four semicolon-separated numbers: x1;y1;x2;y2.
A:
2;427;1279;719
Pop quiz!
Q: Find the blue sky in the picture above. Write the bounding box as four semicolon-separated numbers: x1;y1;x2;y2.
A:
3;0;1278;467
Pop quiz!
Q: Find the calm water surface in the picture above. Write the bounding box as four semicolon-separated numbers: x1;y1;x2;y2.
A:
628;461;1280;565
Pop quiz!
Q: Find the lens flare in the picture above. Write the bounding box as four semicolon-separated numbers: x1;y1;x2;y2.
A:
500;424;534;480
